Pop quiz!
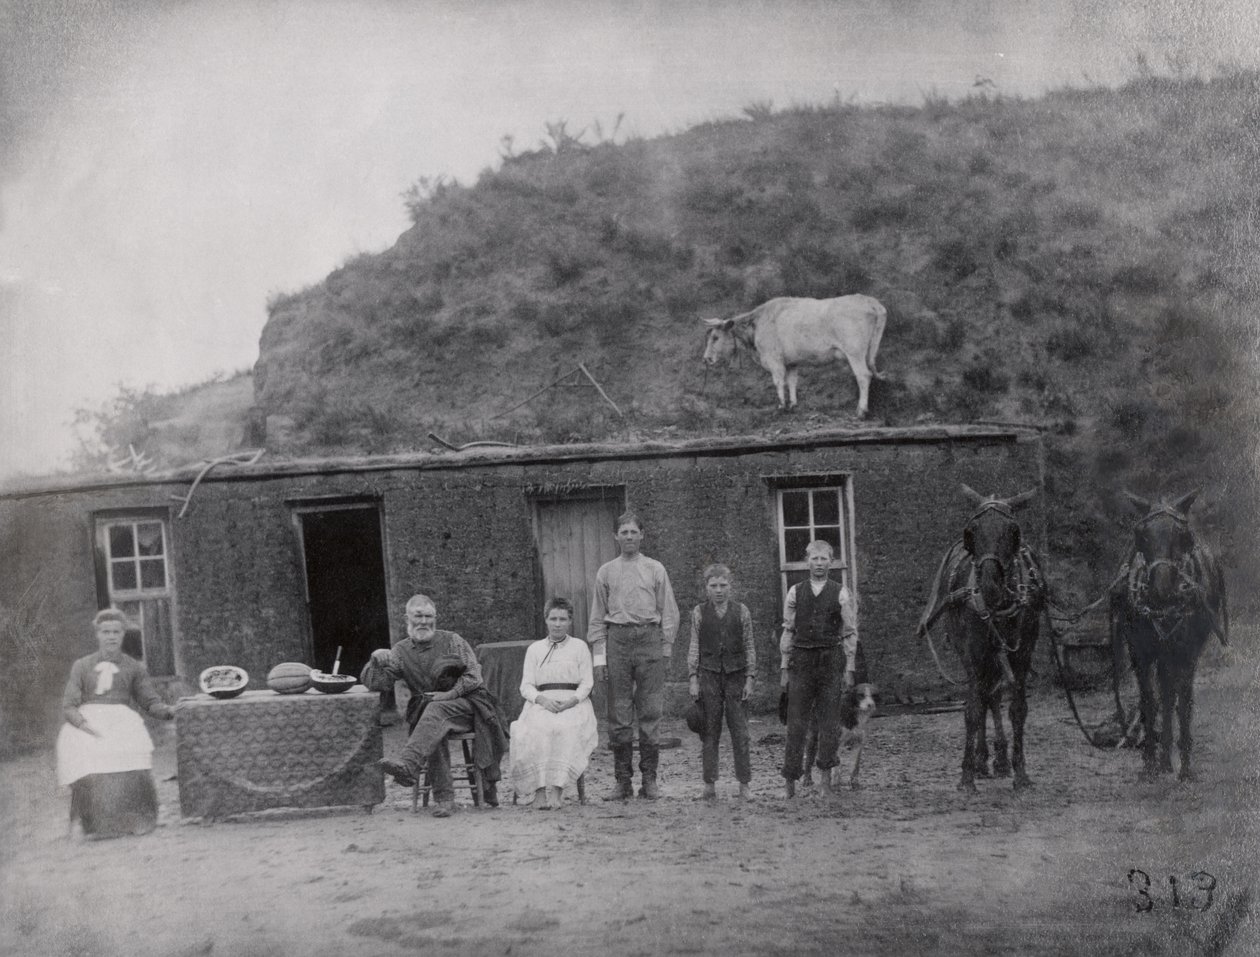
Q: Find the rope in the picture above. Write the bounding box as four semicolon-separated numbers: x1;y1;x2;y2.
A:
920;544;1135;741
1043;608;1129;751
983;606;1024;653
1047;569;1128;623
1107;606;1136;749
925;625;964;686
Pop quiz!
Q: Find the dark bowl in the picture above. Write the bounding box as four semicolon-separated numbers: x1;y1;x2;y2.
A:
310;672;357;694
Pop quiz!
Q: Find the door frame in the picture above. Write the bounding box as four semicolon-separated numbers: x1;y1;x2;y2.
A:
528;485;626;638
288;495;392;664
763;472;859;624
91;507;181;677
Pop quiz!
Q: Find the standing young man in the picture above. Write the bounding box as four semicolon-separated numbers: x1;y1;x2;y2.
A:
687;564;756;800
587;511;680;800
780;540;858;798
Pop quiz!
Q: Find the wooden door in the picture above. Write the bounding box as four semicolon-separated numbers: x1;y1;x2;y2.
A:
533;493;624;642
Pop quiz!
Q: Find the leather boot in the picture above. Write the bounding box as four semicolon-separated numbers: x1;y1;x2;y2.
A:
604;743;634;801
379;758;418;788
639;742;660;800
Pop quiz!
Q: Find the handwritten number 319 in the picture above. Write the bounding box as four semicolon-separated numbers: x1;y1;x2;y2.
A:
1128;869;1216;912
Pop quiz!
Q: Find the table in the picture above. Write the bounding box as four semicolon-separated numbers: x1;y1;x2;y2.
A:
174;686;384;819
476;640;532;723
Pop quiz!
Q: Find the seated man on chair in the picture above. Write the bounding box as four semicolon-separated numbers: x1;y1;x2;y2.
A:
362;594;507;818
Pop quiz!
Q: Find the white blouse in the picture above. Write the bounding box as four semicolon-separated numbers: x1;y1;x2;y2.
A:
519;635;594;704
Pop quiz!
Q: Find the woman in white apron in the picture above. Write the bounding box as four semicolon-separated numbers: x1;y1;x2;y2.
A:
509;598;599;809
56;608;175;837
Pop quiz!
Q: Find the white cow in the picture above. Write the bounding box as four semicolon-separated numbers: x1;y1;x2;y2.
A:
701;295;888;416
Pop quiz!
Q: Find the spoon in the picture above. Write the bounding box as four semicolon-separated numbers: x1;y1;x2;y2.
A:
332;646;342;676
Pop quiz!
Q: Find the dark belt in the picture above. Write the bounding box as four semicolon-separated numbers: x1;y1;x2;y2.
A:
537;683;579;691
607;621;659;629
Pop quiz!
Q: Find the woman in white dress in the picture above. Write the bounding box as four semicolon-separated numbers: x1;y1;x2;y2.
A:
510;598;598;810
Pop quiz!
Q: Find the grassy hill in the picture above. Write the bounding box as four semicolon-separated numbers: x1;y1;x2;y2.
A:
144;71;1260;604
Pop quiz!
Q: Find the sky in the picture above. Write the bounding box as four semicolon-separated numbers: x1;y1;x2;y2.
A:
1;0;1257;477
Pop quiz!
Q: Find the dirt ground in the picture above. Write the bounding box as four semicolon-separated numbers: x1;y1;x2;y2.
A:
3;638;1258;957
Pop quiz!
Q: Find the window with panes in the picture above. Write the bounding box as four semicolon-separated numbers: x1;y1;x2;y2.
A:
775;482;856;604
104;520;170;595
95;515;177;676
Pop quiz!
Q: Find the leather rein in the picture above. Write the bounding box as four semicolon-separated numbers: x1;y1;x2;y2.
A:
961;501;1043;655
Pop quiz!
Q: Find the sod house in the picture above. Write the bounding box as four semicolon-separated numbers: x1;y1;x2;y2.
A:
0;425;1044;752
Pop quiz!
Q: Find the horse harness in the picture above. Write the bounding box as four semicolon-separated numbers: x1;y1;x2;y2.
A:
1121;505;1211;644
938;502;1046;671
965;544;1043;652
966;499;1043;623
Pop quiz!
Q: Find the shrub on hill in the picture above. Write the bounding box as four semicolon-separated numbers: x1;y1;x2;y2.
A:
91;71;1260;610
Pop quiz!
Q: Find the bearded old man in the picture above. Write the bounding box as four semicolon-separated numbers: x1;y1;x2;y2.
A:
363;594;507;817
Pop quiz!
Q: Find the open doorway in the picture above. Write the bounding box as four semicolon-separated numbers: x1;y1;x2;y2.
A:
292;501;391;678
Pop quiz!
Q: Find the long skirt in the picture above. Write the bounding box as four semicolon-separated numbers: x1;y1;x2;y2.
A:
509;699;598;797
68;772;160;837
56;703;159;837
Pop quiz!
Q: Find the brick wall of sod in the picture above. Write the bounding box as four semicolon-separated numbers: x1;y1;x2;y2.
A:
0;430;1043;750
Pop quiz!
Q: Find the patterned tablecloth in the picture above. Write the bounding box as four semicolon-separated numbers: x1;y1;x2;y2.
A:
174;686;384;818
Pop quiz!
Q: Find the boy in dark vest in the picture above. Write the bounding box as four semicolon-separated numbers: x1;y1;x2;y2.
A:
687;564;757;800
779;540;858;798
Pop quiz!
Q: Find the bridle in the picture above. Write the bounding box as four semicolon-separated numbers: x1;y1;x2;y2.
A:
963;500;1042;654
1127;505;1204;641
966;500;1017;583
918;496;1044;687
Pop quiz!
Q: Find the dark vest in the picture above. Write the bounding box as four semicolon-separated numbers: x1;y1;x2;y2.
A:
793;579;844;648
698;602;747;673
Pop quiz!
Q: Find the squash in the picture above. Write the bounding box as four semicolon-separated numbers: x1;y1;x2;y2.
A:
266;661;313;694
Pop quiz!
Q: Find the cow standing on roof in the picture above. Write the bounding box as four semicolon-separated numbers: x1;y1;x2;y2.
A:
701;294;888;417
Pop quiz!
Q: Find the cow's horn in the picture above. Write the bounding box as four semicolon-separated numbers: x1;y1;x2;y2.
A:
701;317;725;328
960;483;985;506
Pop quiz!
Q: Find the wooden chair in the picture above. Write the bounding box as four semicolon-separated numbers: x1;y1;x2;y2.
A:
411;732;484;812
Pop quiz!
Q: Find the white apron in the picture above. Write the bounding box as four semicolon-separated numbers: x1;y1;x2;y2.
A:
55;703;155;787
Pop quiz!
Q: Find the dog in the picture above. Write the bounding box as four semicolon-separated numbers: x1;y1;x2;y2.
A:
802;683;877;790
835;683;877;790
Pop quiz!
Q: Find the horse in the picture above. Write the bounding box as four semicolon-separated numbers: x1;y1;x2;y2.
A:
1110;489;1228;781
918;484;1044;792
